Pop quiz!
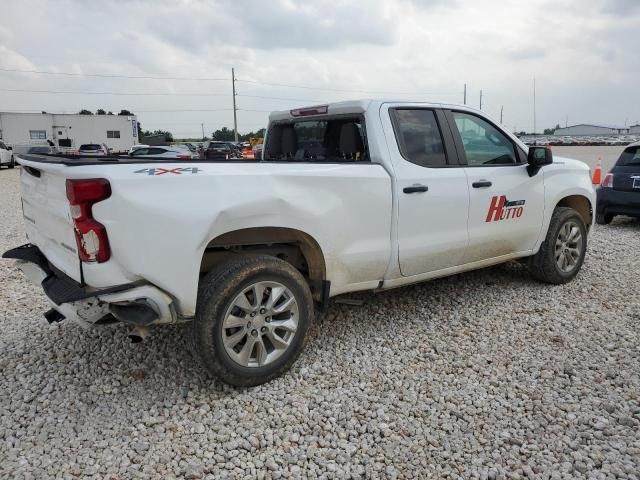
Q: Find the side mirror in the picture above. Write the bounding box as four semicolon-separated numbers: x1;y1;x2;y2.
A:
527;146;553;176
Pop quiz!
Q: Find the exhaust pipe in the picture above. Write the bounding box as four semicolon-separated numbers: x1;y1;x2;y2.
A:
128;325;150;344
44;308;65;324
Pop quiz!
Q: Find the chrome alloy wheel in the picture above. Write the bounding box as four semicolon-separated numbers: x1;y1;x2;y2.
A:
222;281;299;368
555;220;583;273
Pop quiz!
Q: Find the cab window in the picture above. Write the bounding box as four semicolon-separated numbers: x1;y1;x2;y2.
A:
452;112;518;166
392;109;447;167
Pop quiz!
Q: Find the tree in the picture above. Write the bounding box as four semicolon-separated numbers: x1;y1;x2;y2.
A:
78;109;93;115
543;123;562;135
141;129;174;143
96;109;106;115
107;111;114;115
118;109;133;116
211;127;235;141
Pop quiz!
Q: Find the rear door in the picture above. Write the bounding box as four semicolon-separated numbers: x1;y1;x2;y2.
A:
446;110;545;263
19;160;82;281
383;106;470;276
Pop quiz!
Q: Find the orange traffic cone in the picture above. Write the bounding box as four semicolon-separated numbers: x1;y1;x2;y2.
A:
592;159;602;185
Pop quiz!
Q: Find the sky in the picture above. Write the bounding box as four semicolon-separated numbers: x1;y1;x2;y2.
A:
0;0;638;137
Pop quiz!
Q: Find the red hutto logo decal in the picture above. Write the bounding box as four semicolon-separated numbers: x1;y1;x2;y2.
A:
486;195;525;222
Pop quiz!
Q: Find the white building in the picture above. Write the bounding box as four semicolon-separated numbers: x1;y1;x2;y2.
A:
553;124;629;136
0;112;138;152
629;125;640;135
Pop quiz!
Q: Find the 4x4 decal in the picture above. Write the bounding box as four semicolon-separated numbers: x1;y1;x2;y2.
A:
486;195;525;222
134;167;201;176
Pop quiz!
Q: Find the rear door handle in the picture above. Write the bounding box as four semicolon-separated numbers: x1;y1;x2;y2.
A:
472;180;492;188
403;185;429;194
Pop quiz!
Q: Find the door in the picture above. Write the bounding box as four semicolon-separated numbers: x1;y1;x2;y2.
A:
384;107;470;276
447;110;545;263
0;141;9;164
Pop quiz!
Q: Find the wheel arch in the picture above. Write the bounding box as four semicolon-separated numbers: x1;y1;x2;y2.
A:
200;227;326;301
555;194;593;230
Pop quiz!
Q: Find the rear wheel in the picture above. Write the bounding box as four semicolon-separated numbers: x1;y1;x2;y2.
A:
596;212;613;225
529;207;587;284
192;255;314;387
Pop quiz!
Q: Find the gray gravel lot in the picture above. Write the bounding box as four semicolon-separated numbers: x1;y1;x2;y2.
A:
1;166;639;479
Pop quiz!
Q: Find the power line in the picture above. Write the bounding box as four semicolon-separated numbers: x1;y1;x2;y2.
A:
0;88;228;97
0;67;227;81
237;78;459;96
0;66;460;96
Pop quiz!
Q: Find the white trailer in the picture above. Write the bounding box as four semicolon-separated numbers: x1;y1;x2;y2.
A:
0;112;138;153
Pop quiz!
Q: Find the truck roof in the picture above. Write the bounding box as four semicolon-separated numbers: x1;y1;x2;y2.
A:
269;99;446;122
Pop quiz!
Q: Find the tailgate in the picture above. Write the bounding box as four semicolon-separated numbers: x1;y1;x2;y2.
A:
612;166;640;193
19;161;81;281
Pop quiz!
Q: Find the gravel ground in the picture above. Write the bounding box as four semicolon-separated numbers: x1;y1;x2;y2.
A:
1;166;639;479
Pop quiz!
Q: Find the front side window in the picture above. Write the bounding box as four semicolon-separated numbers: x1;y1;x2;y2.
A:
29;130;47;140
392;109;447;167
264;117;367;162
452;112;518;166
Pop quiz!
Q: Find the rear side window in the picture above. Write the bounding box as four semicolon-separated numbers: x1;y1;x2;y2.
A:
617;146;640;166
392;109;447;167
264;117;367;162
80;144;101;150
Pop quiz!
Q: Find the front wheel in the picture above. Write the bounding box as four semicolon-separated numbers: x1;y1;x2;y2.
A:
528;207;588;284
192;255;314;387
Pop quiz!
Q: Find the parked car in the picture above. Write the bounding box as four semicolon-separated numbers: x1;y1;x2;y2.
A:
203;141;242;160
596;141;640;224
0;140;15;169
128;144;149;155
78;143;109;156
4;99;595;387
252;143;264;160
129;146;194;159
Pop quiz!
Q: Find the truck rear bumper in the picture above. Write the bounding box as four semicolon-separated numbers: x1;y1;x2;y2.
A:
3;244;179;327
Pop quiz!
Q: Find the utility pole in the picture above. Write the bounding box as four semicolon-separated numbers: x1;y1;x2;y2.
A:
533;78;537;135
463;84;467;105
500;106;504;124
232;68;238;143
201;123;205;141
479;90;483;110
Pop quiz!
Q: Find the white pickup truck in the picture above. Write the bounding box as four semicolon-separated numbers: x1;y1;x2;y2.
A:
4;100;595;386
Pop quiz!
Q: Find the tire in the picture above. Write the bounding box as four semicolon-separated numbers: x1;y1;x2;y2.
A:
9;156;15;168
192;254;314;387
528;207;588;284
595;212;613;225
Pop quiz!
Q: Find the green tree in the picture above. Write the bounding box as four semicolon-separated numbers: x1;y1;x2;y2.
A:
211;127;235;141
96;109;106;115
78;109;93;115
107;111;114;115
118;109;133;116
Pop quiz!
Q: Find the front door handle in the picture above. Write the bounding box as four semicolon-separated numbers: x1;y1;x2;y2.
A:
403;185;429;194
472;180;492;188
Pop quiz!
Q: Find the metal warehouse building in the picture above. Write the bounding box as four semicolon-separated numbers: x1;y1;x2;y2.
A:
0;112;138;152
553;124;630;136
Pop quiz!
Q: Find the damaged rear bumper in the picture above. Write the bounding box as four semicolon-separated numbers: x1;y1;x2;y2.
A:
3;244;179;327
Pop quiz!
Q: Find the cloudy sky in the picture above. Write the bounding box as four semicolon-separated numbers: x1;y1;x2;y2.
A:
1;0;638;137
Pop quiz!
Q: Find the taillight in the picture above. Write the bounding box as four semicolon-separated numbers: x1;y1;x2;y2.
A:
601;173;614;188
65;179;112;263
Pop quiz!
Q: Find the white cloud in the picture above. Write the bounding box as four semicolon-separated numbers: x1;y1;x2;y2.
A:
0;0;638;135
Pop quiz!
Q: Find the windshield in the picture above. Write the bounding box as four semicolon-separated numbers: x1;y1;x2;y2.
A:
617;146;640;166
